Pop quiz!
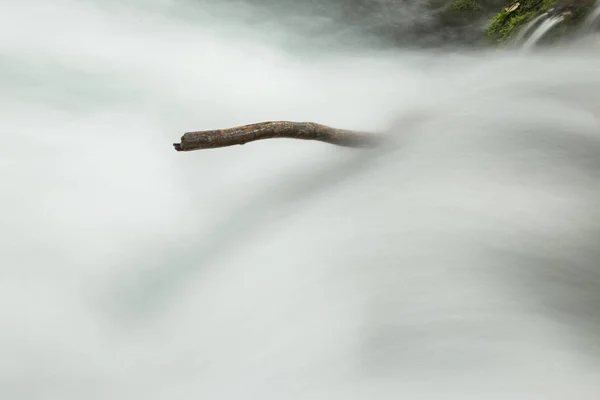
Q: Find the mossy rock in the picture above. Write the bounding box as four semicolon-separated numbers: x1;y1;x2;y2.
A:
486;0;599;44
486;0;557;43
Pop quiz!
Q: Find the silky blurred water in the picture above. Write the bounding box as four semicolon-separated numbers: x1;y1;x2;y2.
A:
1;1;600;399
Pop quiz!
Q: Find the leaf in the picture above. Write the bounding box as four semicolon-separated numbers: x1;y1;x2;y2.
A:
505;2;520;13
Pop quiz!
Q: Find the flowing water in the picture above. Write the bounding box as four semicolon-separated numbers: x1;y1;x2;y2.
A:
513;12;548;45
520;15;564;49
2;0;600;399
583;1;600;31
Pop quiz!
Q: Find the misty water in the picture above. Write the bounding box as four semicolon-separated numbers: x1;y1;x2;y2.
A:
2;0;600;399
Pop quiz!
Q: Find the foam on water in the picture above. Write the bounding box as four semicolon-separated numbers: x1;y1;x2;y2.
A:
1;1;600;399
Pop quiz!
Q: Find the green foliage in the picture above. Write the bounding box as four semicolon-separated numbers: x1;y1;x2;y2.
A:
450;0;480;11
487;10;534;42
485;0;557;43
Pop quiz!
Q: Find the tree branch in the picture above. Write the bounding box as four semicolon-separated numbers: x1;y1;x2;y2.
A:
173;121;383;151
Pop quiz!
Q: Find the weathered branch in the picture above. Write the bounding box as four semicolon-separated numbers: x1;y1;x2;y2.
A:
173;121;384;151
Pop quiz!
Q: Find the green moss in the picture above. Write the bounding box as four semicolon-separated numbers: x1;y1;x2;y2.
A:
485;0;558;43
450;0;480;11
487;10;535;42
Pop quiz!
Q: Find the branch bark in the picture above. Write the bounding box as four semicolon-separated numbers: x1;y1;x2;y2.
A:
173;121;383;151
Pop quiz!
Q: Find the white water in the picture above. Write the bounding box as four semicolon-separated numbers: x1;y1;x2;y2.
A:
582;2;600;32
2;0;600;399
521;15;564;49
514;12;548;44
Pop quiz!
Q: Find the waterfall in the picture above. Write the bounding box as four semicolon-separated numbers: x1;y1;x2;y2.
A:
581;1;600;32
513;12;548;45
520;15;564;49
